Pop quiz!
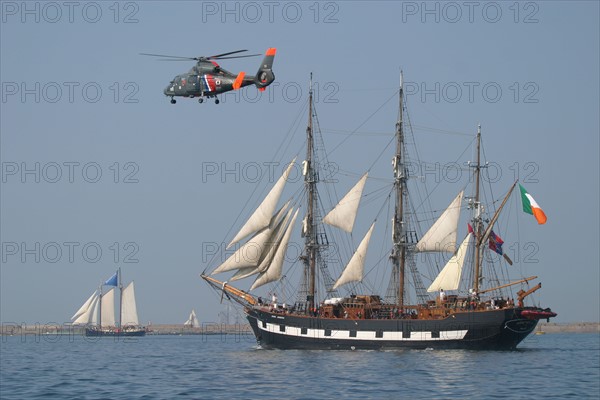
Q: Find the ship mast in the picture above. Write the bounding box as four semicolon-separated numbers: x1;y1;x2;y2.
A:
305;73;317;313
393;73;407;309
118;267;123;329
98;283;103;328
472;125;483;292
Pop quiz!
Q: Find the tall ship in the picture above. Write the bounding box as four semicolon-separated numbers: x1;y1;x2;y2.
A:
202;74;556;350
72;268;146;337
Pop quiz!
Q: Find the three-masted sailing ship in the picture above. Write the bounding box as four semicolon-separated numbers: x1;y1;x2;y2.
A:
202;74;556;350
71;268;146;337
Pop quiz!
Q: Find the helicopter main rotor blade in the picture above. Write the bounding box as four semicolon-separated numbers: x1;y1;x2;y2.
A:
141;49;259;62
208;49;248;58
140;53;196;60
210;54;261;60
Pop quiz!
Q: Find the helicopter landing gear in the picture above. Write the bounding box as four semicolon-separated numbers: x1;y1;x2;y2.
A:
215;98;220;104
170;98;176;104
198;98;204;103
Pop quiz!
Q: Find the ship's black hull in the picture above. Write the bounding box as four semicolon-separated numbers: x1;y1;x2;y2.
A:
246;308;538;350
85;327;146;337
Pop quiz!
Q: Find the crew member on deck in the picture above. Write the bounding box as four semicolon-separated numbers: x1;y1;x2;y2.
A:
439;289;446;303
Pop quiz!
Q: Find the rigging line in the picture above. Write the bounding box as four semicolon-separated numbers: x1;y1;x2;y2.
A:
274;99;308;162
206;105;307;270
338;87;396;92
480;135;499;222
364;246;394;284
409;111;445;225
403;99;435;221
314;108;343;213
375;194;393;286
323;126;472;137
327;89;398;156
514;183;523;276
336;168;394;183
411;124;473;137
371;185;395;223
324;129;392;137
406;159;471;172
322;125;472;137
362;185;396;205
412;135;477;215
367;134;397;172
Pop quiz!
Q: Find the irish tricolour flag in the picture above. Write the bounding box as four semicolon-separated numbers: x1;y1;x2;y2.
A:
519;184;547;225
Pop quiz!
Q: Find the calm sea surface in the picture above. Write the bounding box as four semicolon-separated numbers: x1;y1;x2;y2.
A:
1;332;598;399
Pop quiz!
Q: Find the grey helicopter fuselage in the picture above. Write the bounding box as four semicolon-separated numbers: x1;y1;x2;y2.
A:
163;63;254;99
156;48;276;104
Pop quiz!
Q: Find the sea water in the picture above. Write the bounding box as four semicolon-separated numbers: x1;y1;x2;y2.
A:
1;332;598;399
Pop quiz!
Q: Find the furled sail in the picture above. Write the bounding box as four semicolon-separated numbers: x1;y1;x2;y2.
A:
416;190;463;253
251;208;300;290
323;173;368;233
184;309;200;328
213;202;290;275
427;232;472;292
227;159;296;248
72;293;99;325
121;282;140;326
71;291;97;321
101;288;116;327
332;222;376;289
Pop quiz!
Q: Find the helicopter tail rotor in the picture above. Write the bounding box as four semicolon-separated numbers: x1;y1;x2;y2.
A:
254;48;276;89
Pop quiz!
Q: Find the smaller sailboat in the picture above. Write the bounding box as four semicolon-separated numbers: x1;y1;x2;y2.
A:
184;309;201;328
71;268;146;337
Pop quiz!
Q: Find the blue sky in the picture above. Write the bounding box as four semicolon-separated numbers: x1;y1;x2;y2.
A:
1;1;598;324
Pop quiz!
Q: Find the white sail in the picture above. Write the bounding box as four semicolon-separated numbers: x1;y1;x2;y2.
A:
89;294;100;325
228;206;293;281
72;293;99;325
215;228;274;274
251;208;300;290
255;208;294;274
416;190;464;253
229;266;260;282
213;202;290;275
323;173;368;233
121;282;140;326
71;290;97;321
184;309;200;328
100;288;116;327
332;222;376;289
227;159;296;248
427;232;472;292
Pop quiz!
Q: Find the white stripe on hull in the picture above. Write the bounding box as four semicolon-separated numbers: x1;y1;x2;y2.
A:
258;321;468;341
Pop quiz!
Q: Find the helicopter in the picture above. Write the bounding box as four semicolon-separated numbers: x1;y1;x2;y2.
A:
141;48;276;104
